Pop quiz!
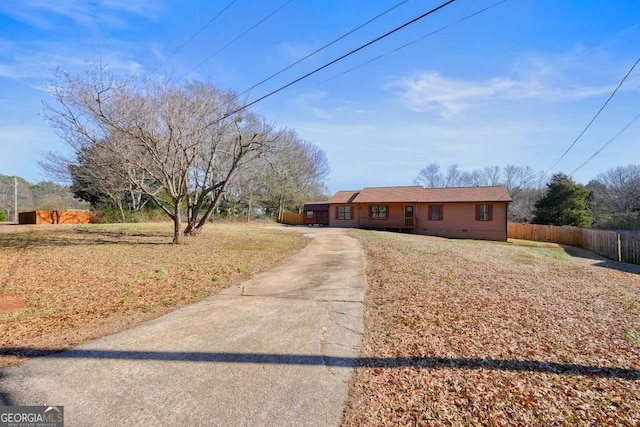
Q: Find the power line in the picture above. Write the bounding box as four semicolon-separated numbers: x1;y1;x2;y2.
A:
543;56;640;176
318;0;508;86
182;0;293;79
149;0;238;75
238;0;411;98
247;0;507;116
218;0;458;122
570;112;640;177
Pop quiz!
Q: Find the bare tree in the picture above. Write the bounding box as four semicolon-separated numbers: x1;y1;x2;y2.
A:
483;165;501;185
459;169;485;187
443;164;462;187
502;165;537;197
182;113;275;234
589;165;640;229
242;129;329;219
596;165;640;213
508;187;545;223
414;163;444;187
45;65;273;243
415;163;468;187
417;163;537;190
0;179;11;213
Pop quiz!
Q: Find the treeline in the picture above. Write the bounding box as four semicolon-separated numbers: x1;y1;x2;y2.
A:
414;163;640;230
414;163;543;223
587;165;640;230
0;174;89;220
40;65;328;242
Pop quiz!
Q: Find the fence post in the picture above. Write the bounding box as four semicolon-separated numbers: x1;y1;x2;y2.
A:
617;233;622;262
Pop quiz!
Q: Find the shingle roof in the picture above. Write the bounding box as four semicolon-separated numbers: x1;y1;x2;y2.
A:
303;202;329;210
328;190;360;203
327;185;512;204
419;186;512;203
351;186;425;203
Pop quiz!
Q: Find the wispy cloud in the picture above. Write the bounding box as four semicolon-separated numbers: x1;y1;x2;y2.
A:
0;0;162;30
393;48;638;117
290;90;355;121
395;71;617;117
277;40;318;60
150;43;166;62
0;38;144;82
396;72;518;116
100;0;164;17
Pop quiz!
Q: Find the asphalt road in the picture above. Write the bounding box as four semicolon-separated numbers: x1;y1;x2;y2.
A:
0;227;365;426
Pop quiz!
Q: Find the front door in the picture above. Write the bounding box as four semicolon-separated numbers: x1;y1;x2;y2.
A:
404;205;414;227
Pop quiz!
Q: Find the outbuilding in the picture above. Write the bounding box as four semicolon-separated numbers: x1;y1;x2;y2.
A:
303;202;329;226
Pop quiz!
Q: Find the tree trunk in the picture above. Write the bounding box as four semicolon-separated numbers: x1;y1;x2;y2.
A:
278;194;285;222
172;202;182;244
188;179;232;234
247;184;254;223
117;201;126;222
186;162;241;236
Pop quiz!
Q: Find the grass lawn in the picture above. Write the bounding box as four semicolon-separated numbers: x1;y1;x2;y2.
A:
343;230;640;426
0;222;308;368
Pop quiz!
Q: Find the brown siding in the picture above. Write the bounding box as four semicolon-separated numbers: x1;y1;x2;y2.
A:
356;203;415;229
329;204;358;228
327;201;508;241
416;202;508;241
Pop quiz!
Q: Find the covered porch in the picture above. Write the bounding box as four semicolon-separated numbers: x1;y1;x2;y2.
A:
356;203;416;233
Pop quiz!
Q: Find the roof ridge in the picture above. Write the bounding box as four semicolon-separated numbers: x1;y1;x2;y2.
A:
360;185;423;189
422;185;507;189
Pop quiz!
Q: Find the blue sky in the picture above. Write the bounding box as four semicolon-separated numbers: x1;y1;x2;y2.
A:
0;0;639;193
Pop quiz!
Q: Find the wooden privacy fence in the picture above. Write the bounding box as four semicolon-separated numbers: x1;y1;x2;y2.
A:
279;212;304;226
508;223;640;264
18;210;96;225
582;229;619;261
508;223;582;246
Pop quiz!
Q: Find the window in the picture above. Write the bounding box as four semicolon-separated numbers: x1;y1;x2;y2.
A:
429;205;443;221
476;204;493;221
370;205;388;218
337;206;353;220
306;210;314;219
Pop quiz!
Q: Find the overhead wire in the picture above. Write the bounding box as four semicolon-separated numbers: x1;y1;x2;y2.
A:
149;0;238;75
491;56;640;198
543;56;640;176
318;0;509;85
180;0;293;80
216;0;458;122
570;112;640;177
237;0;411;98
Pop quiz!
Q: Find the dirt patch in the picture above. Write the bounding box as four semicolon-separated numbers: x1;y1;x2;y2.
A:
343;230;640;426
0;292;27;315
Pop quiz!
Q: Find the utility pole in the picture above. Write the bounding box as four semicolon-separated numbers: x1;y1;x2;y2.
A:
14;176;18;223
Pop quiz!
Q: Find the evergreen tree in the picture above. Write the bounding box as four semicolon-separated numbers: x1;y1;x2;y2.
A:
532;173;592;227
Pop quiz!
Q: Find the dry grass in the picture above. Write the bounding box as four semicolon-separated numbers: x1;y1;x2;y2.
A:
343;230;640;426
0;222;307;367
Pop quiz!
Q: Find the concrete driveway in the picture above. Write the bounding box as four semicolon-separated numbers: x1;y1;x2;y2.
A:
0;227;365;426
